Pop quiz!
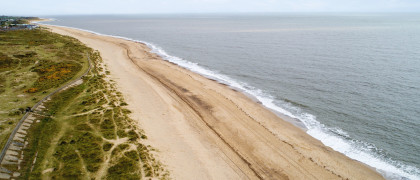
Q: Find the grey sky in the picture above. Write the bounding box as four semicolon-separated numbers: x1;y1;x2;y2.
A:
2;0;420;16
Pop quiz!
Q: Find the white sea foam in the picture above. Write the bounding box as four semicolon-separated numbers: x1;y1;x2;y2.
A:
134;42;420;180
36;21;420;180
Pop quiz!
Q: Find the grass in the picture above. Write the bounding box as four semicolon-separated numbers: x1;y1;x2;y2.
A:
0;28;89;150
17;50;169;179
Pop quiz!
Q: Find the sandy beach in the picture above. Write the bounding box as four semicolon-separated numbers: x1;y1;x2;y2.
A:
42;24;384;180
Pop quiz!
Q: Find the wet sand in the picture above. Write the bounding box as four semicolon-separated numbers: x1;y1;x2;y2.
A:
42;24;384;180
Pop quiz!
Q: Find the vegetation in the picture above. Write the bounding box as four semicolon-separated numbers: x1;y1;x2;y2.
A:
18;51;168;179
0;28;89;149
0;16;39;27
0;27;167;179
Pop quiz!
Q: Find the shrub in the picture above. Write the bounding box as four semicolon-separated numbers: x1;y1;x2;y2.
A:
107;157;137;175
124;151;139;161
103;142;113;151
8;110;21;116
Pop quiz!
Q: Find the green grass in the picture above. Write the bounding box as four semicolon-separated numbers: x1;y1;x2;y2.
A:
1;28;168;179
18;51;169;179
0;28;89;150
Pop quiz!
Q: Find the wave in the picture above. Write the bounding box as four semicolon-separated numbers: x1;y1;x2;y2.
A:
37;20;420;180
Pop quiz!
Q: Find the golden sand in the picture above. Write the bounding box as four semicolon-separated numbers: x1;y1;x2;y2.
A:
43;24;383;180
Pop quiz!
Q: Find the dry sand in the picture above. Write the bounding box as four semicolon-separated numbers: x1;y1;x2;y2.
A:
42;24;384;180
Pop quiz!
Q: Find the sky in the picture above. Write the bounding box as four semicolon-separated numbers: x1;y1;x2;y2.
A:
2;0;420;16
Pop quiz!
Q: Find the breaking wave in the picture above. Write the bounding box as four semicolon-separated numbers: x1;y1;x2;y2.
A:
38;21;420;180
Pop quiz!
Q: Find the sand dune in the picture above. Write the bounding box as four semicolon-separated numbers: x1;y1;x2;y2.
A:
43;24;383;180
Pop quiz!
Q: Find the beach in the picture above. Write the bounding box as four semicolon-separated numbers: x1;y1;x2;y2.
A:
42;24;384;180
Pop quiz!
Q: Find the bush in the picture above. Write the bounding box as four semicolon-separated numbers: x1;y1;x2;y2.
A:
107;157;137;175
124;151;139;161
103;142;113;151
30;61;82;91
0;52;17;69
127;130;139;141
8;110;21;116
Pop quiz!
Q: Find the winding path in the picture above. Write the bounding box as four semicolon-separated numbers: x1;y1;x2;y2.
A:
0;54;91;179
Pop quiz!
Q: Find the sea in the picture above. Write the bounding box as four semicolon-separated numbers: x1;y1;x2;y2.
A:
41;13;420;179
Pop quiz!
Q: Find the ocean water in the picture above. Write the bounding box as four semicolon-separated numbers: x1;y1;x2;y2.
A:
42;13;420;179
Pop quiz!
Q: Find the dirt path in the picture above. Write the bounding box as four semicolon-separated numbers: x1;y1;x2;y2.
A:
0;55;91;179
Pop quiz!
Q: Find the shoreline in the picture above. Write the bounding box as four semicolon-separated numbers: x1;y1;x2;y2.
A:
35;20;309;130
39;23;384;179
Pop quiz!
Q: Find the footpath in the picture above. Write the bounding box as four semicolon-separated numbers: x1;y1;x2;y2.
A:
0;55;91;179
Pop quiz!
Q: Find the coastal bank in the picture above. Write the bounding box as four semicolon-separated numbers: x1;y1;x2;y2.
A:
42;24;384;180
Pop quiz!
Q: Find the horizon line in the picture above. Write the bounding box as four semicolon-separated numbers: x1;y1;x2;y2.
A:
4;11;420;17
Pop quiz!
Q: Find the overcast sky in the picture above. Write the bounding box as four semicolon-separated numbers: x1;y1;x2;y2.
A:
2;0;420;16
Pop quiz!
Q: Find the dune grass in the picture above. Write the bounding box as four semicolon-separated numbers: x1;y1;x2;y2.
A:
18;51;169;179
0;28;89;150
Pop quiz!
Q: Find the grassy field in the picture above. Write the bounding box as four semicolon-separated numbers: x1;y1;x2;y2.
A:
19;51;168;179
1;28;167;179
0;28;90;150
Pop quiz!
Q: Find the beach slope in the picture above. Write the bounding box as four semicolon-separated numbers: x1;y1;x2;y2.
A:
43;24;383;180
